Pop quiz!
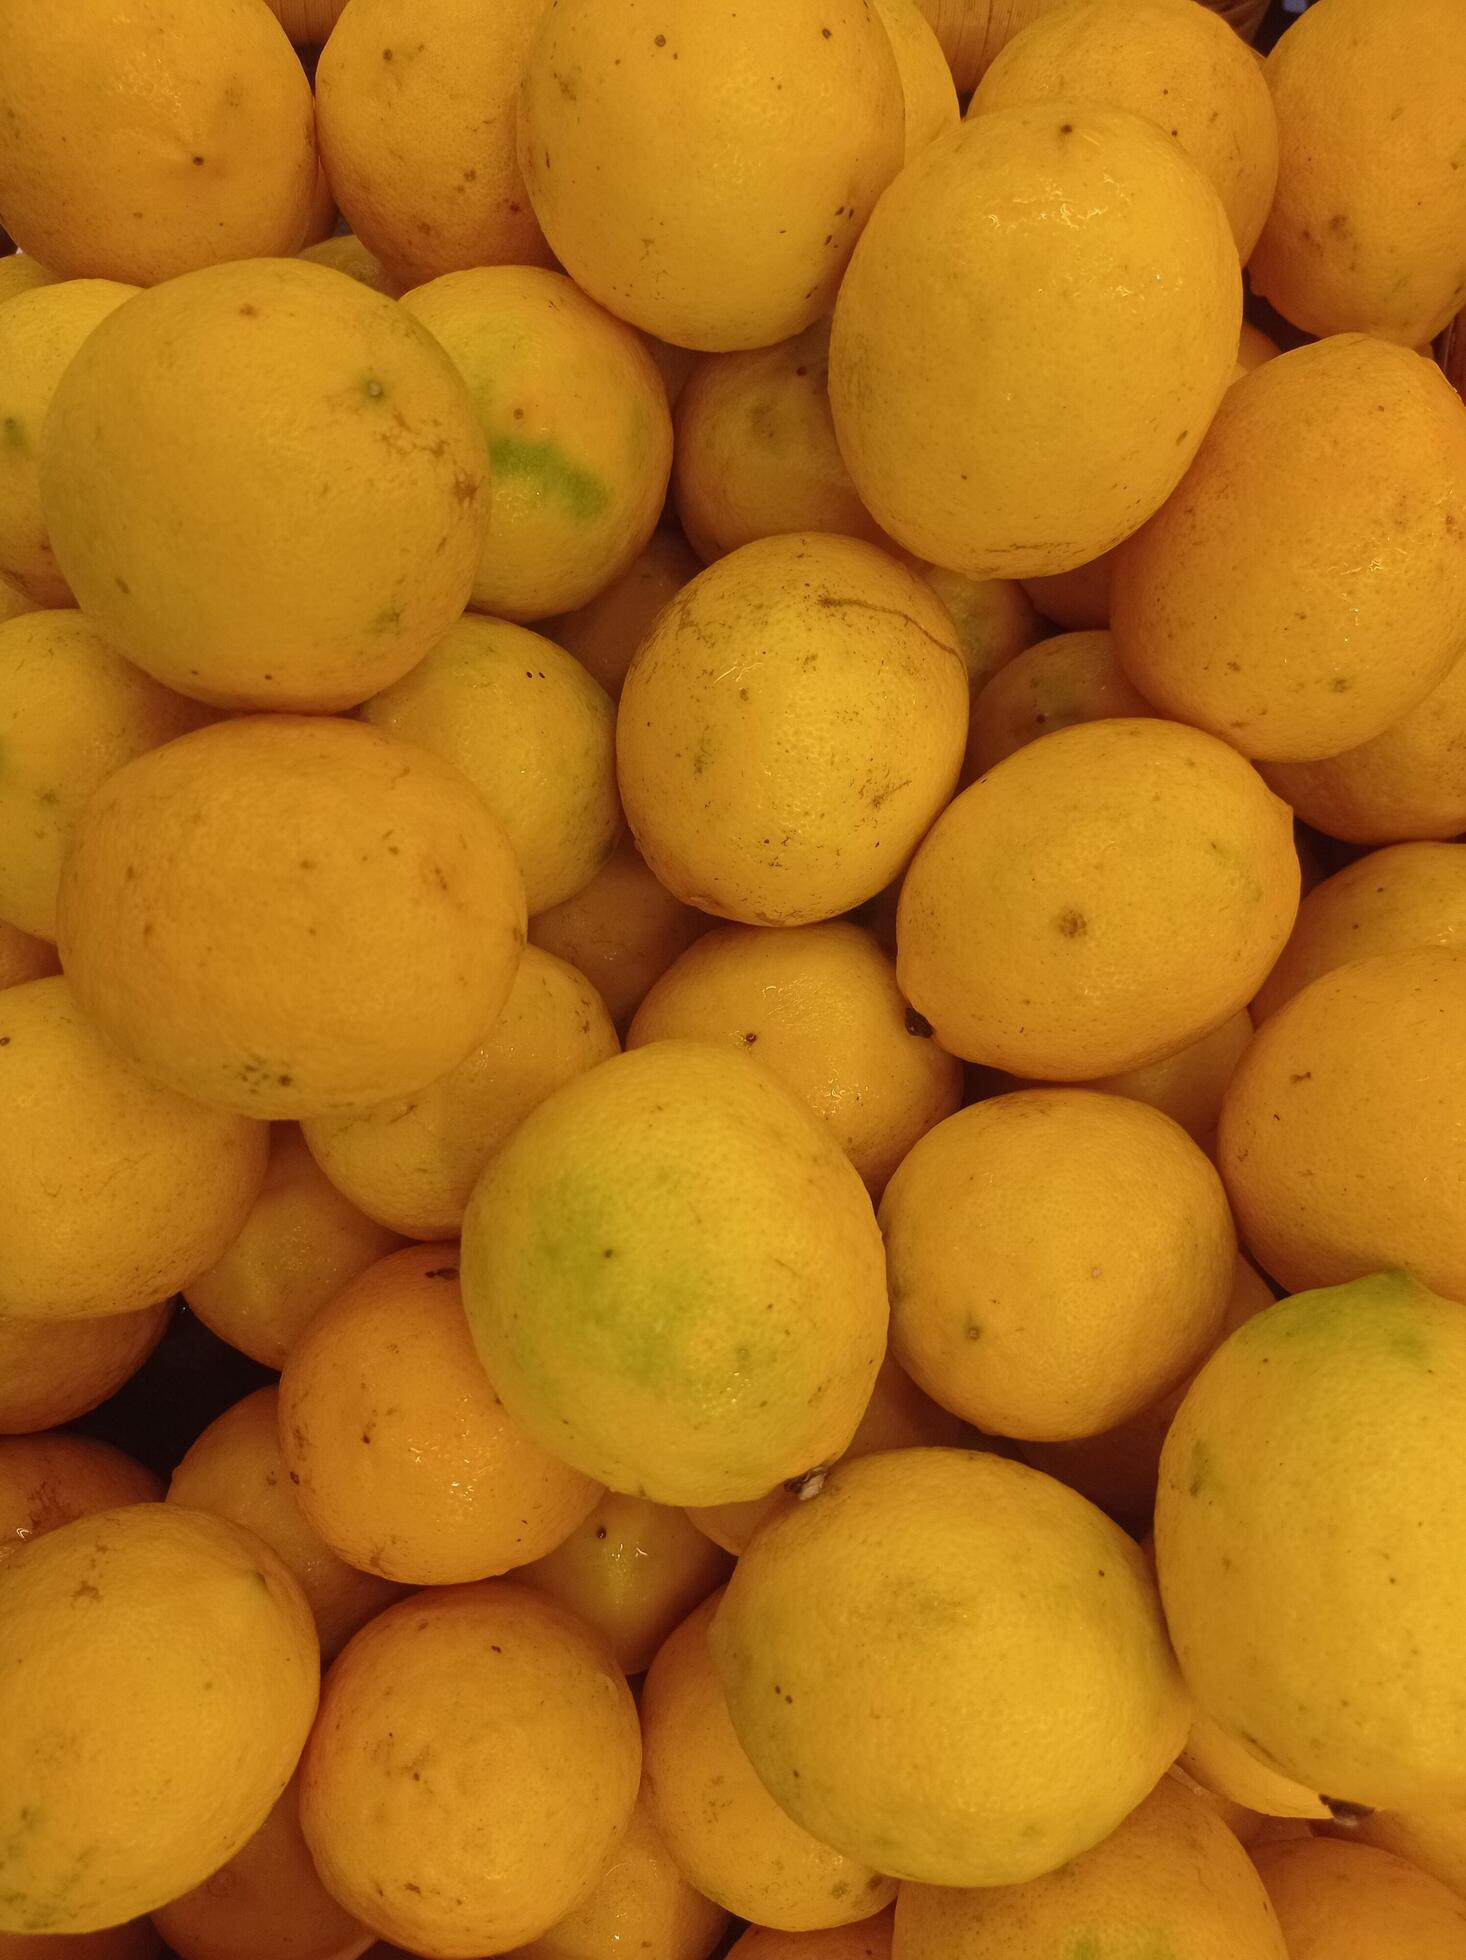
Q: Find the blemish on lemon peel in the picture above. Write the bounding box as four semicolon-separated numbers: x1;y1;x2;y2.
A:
489;436;610;520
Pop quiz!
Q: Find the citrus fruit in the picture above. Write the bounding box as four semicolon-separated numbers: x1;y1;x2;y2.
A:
0;610;211;939
1260;650;1466;844
1180;1705;1331;1823
299;1581;641;1957
895;1770;1288;1959
727;1920;893;1960
672;323;890;565
642;1592;896;1931
530;833;711;1035
918;566;1040;703
518;1491;732;1676
314;0;551;289
279;1244;602;1586
1251;1836;1466;1960
1254;841;1466;1021
399;266;672;621
1353;1807;1466;1904
518;0;904;351
511;1787;728;1960
0;1504;318;1933
0;1435;160;1564
896;717;1299;1076
1075;1006;1254;1151
0;925;57;991
683;1350;963;1557
617;533;967;927
964;626;1153;778
56;715;526;1120
971;0;1279;258
38;258;489;712
828;105;1239;578
1218;949;1466;1300
0;280;138;604
182;1125;402;1371
545;529;701;701
460;1040;888;1506
296;232;399;296
150;1772;373;1960
0;977;268;1320
627;921;963;1195
360;614;621;914
1111;337;1466;761
881;1088;1235;1440
0;0;316;285
711;1448;1188;1887
0;1304;170;1437
0;258;57;308
1249;0;1466;346
167;1385;404;1662
1156;1268;1466;1810
303;946;617;1240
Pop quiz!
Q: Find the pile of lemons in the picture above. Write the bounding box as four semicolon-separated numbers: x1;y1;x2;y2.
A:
2;0;1466;1956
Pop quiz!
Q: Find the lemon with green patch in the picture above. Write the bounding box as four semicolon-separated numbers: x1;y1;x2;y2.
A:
1156;1269;1466;1812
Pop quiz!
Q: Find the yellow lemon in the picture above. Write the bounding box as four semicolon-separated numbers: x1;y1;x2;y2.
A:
545;528;702;702
0;611;211;939
918;565;1041;703
1073;1007;1254;1152
460;1040;888;1506
0;0;316;285
0;1304;170;1436
38;258;489;712
829;105;1239;578
0;258;58;308
314;0;551;289
617;533;967;926
1180;1705;1331;1823
400;266;672;621
1252;1836;1466;1960
56;716;526;1120
296;232;399;296
873;0;961;160
0;978;267;1320
1156;1269;1466;1810
964;626;1153;778
518;0;903;351
0;1504;318;1933
0;1435;160;1564
0;280;138;604
711;1448;1188;1886
1353;1807;1466;1905
361;614;621;914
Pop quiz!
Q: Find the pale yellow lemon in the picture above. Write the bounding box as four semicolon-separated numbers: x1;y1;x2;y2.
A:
38;258;489;712
0;258;57;307
1156;1269;1466;1810
896;717;1299;1077
1250;0;1466;346
530;834;710;1036
642;1592;896;1931
1252;1836;1466;1960
297;232;399;297
300;1582;641;1957
0;1304;170;1436
168;1386;404;1662
0;0;316;285
0;1505;318;1934
304;947;617;1240
673;323;890;565
711;1448;1188;1886
972;0;1279;258
183;1125;403;1371
361;614;620;914
399;266;672;622
895;1770;1288;1959
628;921;963;1195
964;626;1152;779
829;106;1239;578
0;977;268;1320
881;1088;1235;1440
519;0;904;351
617;533;967;927
1112;338;1466;761
0;280;138;603
1254;841;1466;1021
0;611;211;939
545;529;702;701
917;565;1041;701
460;1040;888;1506
1218;950;1466;1301
315;0;551;290
152;1772;373;1960
511;1787;728;1960
0;1434;160;1563
56;716;526;1120
874;0;961;159
279;1245;603;1586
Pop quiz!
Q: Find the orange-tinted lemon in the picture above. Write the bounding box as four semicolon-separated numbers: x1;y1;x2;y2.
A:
964;627;1152;778
0;1434;160;1564
545;529;702;702
1252;1835;1466;1959
0;1303;170;1436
